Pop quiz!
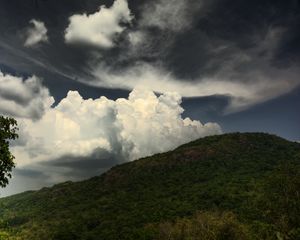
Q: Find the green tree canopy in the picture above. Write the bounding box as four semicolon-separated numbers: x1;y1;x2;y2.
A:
0;116;18;188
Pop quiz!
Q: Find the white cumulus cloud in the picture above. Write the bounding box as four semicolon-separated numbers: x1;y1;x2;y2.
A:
24;19;48;47
0;71;54;119
12;88;221;169
65;0;133;48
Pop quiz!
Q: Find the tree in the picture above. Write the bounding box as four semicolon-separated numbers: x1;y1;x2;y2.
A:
0;116;18;188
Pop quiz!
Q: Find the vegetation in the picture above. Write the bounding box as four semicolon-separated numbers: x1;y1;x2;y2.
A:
0;116;18;188
0;133;299;239
154;211;251;240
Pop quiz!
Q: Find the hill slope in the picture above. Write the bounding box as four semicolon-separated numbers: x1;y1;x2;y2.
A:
0;133;299;240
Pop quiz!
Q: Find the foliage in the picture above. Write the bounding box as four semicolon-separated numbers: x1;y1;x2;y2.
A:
0;116;18;188
0;133;299;240
154;211;250;240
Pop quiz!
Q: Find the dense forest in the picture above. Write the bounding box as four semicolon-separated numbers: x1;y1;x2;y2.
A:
0;133;299;240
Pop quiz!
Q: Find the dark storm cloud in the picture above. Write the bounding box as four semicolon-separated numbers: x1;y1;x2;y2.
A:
14;168;48;178
1;148;122;197
1;0;299;75
165;0;300;79
76;0;300;83
1;0;299;99
41;148;122;179
273;22;300;67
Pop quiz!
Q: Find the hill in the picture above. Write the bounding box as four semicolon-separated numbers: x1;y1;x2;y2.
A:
0;133;299;240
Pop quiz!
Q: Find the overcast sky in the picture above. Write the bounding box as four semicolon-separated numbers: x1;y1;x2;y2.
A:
0;0;299;197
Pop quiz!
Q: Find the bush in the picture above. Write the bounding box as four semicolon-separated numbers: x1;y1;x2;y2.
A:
155;211;250;240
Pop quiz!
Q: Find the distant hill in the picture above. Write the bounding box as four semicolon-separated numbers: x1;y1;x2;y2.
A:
0;133;299;240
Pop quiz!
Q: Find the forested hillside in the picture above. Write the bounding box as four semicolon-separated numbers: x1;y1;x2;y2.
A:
0;133;299;240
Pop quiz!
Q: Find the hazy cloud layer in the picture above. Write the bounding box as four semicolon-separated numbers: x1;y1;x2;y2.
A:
65;0;133;48
91;60;300;112
24;19;48;47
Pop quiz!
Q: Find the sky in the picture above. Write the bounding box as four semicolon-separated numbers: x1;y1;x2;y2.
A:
0;0;299;197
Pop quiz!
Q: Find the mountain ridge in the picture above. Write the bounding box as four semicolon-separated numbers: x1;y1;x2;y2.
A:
0;132;299;240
